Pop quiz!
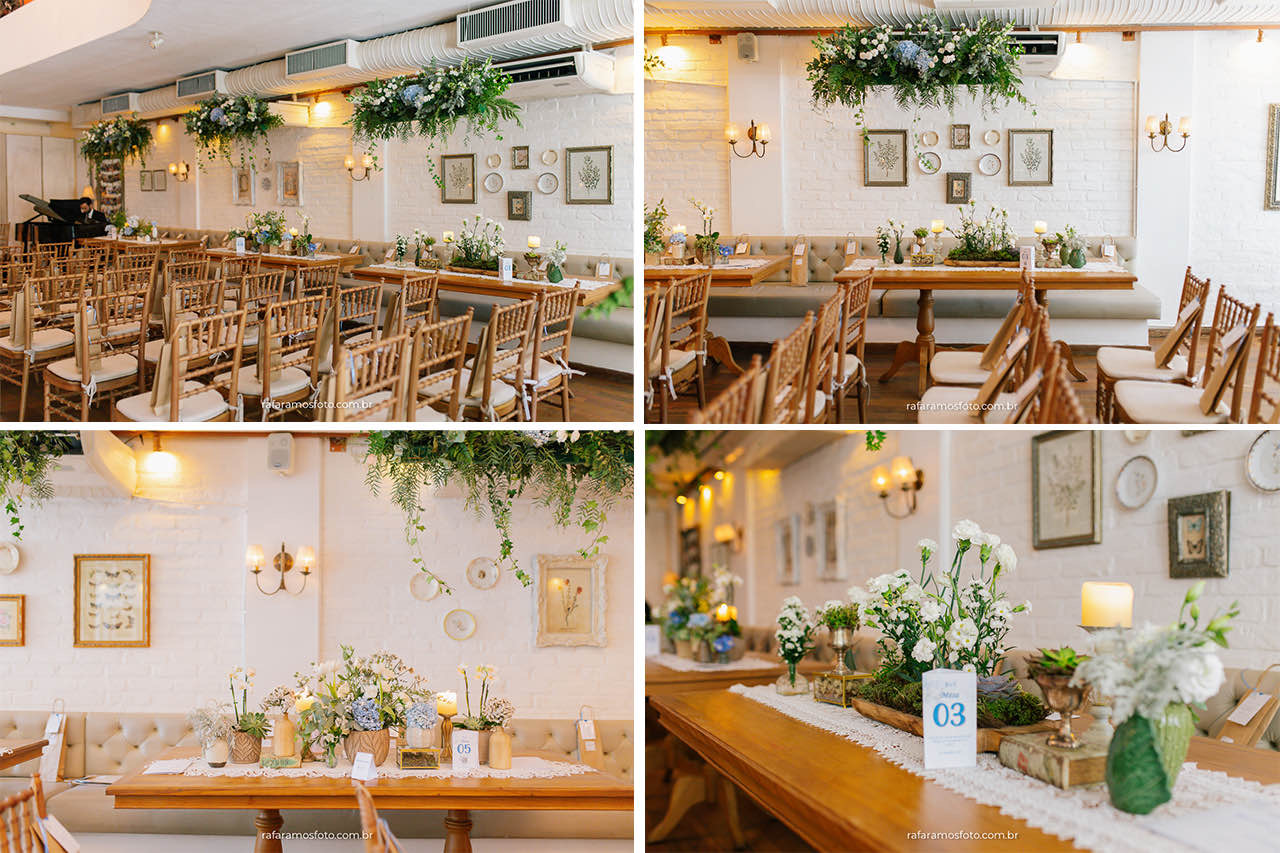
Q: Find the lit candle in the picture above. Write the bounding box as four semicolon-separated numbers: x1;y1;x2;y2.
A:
673;225;687;235
871;465;891;493
436;691;458;717
1144;115;1159;135
930;219;945;234
1177;116;1191;135
1033;221;1048;235
289;228;299;237
715;603;732;622
527;236;541;250
1081;582;1134;628
442;231;454;244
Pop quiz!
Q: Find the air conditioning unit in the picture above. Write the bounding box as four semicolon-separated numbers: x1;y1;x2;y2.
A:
1012;31;1065;77
176;70;228;100
285;39;361;80
457;0;575;49
268;102;310;126
647;0;778;10
70;103;99;129
497;51;613;100
100;93;140;116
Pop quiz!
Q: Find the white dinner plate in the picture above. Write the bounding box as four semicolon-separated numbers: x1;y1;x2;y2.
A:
918;130;939;147
467;557;499;589
540;149;557;165
1116;455;1158;509
918;152;941;174
978;153;1001;176
444;609;476;640
0;542;18;575
537;172;559;194
1246;430;1280;492
485;153;501;168
983;129;1000;145
410;573;440;601
483;172;503;193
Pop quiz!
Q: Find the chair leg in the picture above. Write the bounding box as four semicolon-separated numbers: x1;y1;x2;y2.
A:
42;380;51;422
18;361;30;421
857;375;869;422
658;377;669;423
560;381;571;421
695;358;707;409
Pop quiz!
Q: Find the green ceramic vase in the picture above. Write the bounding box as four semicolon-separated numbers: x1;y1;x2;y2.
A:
1067;247;1087;269
548;265;564;283
1105;703;1195;814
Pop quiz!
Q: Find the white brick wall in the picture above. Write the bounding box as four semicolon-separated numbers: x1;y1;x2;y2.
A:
0;435;633;719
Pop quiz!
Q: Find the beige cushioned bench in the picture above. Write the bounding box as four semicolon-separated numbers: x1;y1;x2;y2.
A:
1;710;631;838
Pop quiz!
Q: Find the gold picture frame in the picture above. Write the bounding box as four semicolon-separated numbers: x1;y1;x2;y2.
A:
535;554;606;647
441;154;476;204
1031;431;1102;549
863;130;909;187
1008;129;1054;186
74;554;150;647
1265;103;1279;211
0;594;23;646
564;146;613;204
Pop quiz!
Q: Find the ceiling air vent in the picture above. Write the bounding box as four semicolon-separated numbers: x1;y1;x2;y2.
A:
100;93;139;116
285;39;361;80
1010;31;1064;76
457;0;574;49
175;70;228;100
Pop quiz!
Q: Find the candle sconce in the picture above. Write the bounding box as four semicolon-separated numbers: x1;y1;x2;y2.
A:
344;153;375;181
247;542;315;596
726;119;771;159
1145;113;1190;153
871;456;924;519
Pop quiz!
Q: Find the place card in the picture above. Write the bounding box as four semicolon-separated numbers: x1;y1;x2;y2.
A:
234;237;246;254
1228;690;1271;725
922;668;976;769
452;730;479;770
499;257;513;281
596;261;612;277
1019;246;1034;270
645;625;660;656
350;751;378;781
735;242;749;255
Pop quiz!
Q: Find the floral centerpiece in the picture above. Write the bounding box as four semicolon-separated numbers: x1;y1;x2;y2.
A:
109;211;157;240
260;686;298;759
79;115;153;184
661;567;741;661
347;59;520;183
450;215;504;272
775;596;816;695
288;215;317;258
847;522;1047;729
403;700;439;748
394;233;410;263
412;229;436;268
186;702;233;767
644;199;669;260
546;240;568;283
1055;224;1087;269
945;201;1019;265
1073;583;1238;814
227;667;268;764
182;94;283;169
689;198;719;265
807;16;1029;132
293;661;350;767
453;664;513;765
246;210;288;252
876;219;906;264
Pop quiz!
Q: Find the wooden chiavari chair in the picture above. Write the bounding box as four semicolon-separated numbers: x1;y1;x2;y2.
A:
38;241;74;262
1114;288;1261;424
353;780;402;853
113;308;247;421
928;269;1036;388
0;261;35;334
1037;344;1090;424
760;312;816;424
643;286;665;415
235;269;289;355
404;310;472;422
295;260;343;299
834;270;873;422
1248;313;1279;423
524;285;581;421
323;332;413;422
43;286;151;420
142;279;227;383
1;775;69;853
320;283;383;375
651;271;711;423
379;273;440;341
459;298;536;421
221;294;328;420
0;273;85;419
215;252;262;305
800;290;842;423
1096;267;1211;422
694;354;764;424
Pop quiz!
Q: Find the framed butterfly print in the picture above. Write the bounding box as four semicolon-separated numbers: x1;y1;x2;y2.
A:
74;554;150;647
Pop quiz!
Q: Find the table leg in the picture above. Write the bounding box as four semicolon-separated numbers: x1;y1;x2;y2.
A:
878;340;919;383
647;770;708;844
722;777;748;850
916;288;936;397
443;809;473;853
705;332;743;375
253;808;284;853
1037;288;1087;381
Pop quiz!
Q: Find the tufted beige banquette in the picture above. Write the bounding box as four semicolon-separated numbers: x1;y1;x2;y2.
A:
0;711;631;838
737;626;1280;750
704;234;1158;349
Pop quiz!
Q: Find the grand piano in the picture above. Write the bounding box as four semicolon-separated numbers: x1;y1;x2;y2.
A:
14;195;107;249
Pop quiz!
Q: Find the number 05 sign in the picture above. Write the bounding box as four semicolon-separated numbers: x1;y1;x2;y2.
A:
922;669;976;769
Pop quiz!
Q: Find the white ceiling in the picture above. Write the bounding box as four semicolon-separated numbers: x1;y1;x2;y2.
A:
0;0;482;109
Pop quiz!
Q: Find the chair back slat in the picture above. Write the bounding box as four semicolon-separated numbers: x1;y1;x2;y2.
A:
71;286;151;384
530;285;579;376
1248;313;1279;424
761;312;815;423
296;261;343;298
329;332;413;422
802;291;842;422
408;309;472;421
471;299;536;418
1177;267;1212;378
695;354;763;424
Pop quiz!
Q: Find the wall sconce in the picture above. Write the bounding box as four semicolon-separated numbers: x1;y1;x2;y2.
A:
167;161;190;182
713;522;744;553
871;455;924;519
726;119;770;159
1145;113;1190;153
344;153;374;181
139;433;178;478
248;542;315;596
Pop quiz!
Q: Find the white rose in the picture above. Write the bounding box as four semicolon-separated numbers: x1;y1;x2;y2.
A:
991;599;1014;621
900;582;924;605
911;636;937;663
867;575;889;595
973;532;1001;548
994;544;1017;573
952;519;982;543
917;538;938;555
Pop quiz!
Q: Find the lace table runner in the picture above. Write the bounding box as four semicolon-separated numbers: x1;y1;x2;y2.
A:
362;263;615;291
0;747;12;757
841;257;1127;275
730;684;1279;853
648;653;781;673
150;755;593;781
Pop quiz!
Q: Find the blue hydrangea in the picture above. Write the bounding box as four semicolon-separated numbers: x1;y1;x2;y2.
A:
352;697;381;731
405;701;437;730
689;612;711;628
210;107;225;122
401;84;426;106
914;52;932;73
667;611;688;628
713;635;734;653
894;40;921;64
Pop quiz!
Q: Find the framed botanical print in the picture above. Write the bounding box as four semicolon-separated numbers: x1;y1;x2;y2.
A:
152;169;167;192
535;554;606;647
232;167;255;205
863;130;908;187
1031;431;1102;549
507;190;532;221
1167;490;1231;578
511;145;530;169
1009;129;1054;186
1265;104;1279;211
678;526;701;578
776;515;801;585
74;554;150;647
139;170;152;192
565;146;613;204
277;161;302;206
945;171;972;205
949;123;971;149
816;497;847;581
441;154;476;204
0;595;23;646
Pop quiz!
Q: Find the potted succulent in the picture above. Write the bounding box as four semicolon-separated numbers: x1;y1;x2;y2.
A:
911;226;930;254
775;597;816;695
227;667;268;764
453;664;509;764
1027;647;1091;748
187;703;233;768
816;600;861;676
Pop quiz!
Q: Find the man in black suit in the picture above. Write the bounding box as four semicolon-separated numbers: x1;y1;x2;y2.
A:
78;197;107;224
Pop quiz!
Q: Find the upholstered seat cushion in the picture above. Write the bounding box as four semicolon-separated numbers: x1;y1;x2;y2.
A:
916;385;1019;424
464;355;567;388
775;385;827;417
104;322;143;339
216;365;310;398
836;355;863;384
1097;347;1189;382
572;307;632;345
648;348;695;378
929;350;989;385
46;353;138;383
423;368;518;411
0;328;74;353
1113;380;1228;424
709;284;845;318
115;381;229;421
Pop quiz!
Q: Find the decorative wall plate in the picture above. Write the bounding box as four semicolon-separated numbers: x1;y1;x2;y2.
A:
410;573;440;601
1245;430;1280;492
983;129;1000;145
0;542;18;575
444;609;476;640
978;153;1002;176
918;152;941;174
483;172;503;193
918;130;939;147
536;172;559;194
540;149;557;165
467;557;499;589
1116;455;1158;509
485;153;501;168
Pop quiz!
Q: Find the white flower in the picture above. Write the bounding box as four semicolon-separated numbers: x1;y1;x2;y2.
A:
917;538;938;556
900;582;924;605
946;618;979;649
919;599;943;622
973;532;1001;549
991;599;1014;621
847;585;871;607
952;519;982;543
1175;649;1225;705
994;544;1017;573
962;663;976;674
911;636;937;663
1022;599;1032;615
867;574;890;595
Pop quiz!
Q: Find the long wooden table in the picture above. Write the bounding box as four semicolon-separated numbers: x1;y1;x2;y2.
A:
107;746;631;853
644;254;789;288
646;652;827;696
83;236;202;253
0;737;48;772
835;259;1138;396
651;689;1279;852
205;247;364;273
350;262;621;308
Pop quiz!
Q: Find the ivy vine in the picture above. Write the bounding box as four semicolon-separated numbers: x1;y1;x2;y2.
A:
0;433;72;538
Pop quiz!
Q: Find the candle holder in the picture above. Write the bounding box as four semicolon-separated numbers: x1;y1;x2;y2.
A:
523;251;543;281
439;711;455;761
813;627;870;707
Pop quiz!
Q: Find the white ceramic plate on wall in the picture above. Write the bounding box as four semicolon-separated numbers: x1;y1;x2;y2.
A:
0;542;19;575
467;557;500;589
918;130;939;147
918;152;941;174
410;573;440;601
537;172;559;194
978;153;1001;176
983;129;1000;145
1115;455;1158;509
541;149;557;165
485;154;501;168
444;609;476;640
483;172;503;193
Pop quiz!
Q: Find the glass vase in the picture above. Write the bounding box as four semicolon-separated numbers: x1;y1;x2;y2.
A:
893;239;904;265
324;744;339;768
775;661;809;696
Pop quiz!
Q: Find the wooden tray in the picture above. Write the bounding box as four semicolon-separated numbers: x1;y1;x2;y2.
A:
848;697;1056;753
943;258;1021;268
446;265;500;277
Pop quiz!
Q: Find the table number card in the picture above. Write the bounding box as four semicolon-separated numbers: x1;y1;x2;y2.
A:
644;625;660;656
922;668;976;769
596;261;612;277
452;730;479;770
1019;246;1034;271
789;240;809;286
499;257;514;281
350;751;378;781
735;241;749;255
234;236;246;254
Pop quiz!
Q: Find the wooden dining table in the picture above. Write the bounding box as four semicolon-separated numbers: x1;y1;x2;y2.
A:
651;689;1280;852
0;737;48;772
204;247;364;272
107;746;631;853
834;258;1138;396
644;254;790;288
349;262;621;308
83;236;202;254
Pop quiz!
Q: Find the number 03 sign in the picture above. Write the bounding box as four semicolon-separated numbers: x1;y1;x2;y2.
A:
922;669;977;769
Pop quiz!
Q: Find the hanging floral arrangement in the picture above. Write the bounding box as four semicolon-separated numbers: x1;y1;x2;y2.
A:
0;432;72;538
807;17;1030;128
363;430;632;591
79;115;154;184
346;59;520;182
182;94;284;169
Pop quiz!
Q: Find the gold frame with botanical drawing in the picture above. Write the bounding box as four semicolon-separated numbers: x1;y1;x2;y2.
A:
1031;430;1102;549
1265;103;1279;211
564;145;613;204
73;554;150;647
863;129;909;187
440;154;477;204
1008;129;1054;186
535;554;606;647
0;594;23;646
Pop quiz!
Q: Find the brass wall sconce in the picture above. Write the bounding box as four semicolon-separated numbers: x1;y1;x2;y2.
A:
247;542;316;596
1145;113;1190;153
871;456;924;519
344;153;374;181
167;161;190;182
726;119;771;159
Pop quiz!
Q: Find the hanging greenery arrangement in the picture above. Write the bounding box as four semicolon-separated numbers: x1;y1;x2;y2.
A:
364;431;632;592
79;115;153;184
346;59;520;181
582;276;634;319
0;433;72;538
807;17;1029;128
182;94;284;169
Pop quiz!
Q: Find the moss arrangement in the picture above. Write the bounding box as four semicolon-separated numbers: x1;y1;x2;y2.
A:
851;674;1048;728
